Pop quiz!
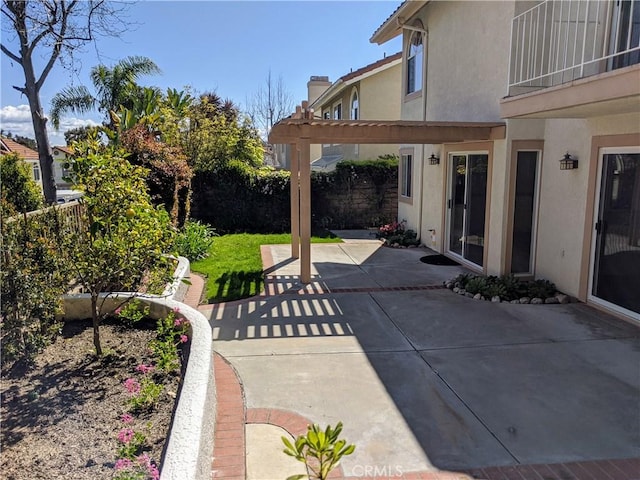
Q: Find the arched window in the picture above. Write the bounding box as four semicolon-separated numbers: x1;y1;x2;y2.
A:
350;89;359;120
406;30;423;95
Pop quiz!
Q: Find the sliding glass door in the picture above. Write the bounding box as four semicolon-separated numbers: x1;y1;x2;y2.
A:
447;153;488;267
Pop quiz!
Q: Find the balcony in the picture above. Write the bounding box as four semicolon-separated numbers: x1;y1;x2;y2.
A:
502;0;640;119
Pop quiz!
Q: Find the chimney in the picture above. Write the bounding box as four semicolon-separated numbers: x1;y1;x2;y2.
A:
307;76;331;105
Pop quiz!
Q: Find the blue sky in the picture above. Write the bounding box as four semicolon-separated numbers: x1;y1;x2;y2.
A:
1;0;402;146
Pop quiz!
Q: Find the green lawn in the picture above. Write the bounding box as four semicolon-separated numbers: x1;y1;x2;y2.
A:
191;232;341;303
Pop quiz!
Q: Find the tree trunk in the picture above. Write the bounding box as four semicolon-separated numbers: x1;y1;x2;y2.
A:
91;293;102;356
22;58;57;205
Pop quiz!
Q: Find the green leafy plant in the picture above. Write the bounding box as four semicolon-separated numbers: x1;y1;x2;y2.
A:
526;279;557;298
282;422;355;480
0;152;43;214
126;377;164;412
149;309;189;373
173;219;217;260
115;299;150;326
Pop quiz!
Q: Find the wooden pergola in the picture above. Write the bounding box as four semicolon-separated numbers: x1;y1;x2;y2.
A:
268;103;506;283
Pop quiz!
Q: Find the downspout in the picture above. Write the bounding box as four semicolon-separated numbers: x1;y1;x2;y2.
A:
401;21;429;245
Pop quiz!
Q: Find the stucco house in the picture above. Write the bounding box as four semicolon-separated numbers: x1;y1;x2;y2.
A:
309;52;402;171
367;0;640;322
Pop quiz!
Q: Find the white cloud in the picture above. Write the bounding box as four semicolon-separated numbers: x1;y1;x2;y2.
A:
0;104;99;146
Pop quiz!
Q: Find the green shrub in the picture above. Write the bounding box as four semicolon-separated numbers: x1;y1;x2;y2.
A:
450;273;556;302
1;207;73;365
173;219;217;260
0;153;43;214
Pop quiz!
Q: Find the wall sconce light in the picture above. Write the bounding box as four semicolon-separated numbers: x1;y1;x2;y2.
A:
429;153;440;165
560;152;578;170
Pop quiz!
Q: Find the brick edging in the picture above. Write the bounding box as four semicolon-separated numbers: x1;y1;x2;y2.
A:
210;354;639;480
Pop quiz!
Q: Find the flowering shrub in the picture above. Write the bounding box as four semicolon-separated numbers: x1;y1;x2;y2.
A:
112;307;188;478
149;308;189;373
376;219;420;247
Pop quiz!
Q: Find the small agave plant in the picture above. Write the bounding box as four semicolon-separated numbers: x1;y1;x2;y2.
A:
282;422;356;480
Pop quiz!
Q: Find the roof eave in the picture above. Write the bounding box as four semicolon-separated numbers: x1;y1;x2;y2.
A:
370;1;429;45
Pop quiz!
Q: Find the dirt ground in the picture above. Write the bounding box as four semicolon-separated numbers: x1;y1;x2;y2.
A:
0;318;181;480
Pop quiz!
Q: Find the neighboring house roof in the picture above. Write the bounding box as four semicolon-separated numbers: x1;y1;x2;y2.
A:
310;52;402;110
53;145;73;155
370;0;429;45
0;137;39;161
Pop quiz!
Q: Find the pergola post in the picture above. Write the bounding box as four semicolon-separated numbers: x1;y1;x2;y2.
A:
290;143;300;259
299;138;311;283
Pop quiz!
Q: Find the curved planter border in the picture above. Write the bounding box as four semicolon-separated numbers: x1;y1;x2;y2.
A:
62;257;214;480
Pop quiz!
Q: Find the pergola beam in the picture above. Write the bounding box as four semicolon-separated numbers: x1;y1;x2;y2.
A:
269;120;506;145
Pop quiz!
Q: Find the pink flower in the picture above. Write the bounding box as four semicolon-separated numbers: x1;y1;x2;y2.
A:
117;428;135;444
135;364;154;374
115;307;122;315
137;454;160;480
120;413;134;424
172;306;180;313
114;458;133;471
124;378;140;394
173;317;183;327
179;334;188;343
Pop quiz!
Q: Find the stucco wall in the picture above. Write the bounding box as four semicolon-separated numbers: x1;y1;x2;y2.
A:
533;112;640;297
399;1;515;243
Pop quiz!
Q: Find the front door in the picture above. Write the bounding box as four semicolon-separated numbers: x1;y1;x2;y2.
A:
447;153;489;267
591;148;640;318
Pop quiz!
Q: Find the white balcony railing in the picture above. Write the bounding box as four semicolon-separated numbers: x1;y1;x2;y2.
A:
508;0;640;95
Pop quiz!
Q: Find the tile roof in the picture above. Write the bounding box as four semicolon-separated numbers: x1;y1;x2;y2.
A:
339;51;402;83
53;145;73;155
0;137;39;160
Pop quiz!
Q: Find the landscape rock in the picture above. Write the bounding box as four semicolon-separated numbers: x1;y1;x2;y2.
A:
453;287;460;294
491;296;501;303
473;293;482;300
545;297;559;304
458;289;466;295
531;297;544;304
519;297;531;304
465;292;474;298
556;294;570;304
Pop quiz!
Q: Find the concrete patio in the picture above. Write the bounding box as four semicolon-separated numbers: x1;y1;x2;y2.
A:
196;231;640;479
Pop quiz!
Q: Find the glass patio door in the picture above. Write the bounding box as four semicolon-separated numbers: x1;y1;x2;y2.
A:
591;150;640;317
447;153;488;267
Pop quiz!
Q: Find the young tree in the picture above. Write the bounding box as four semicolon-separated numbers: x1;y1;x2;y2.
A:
245;70;294;138
1;0;130;204
0;152;43;214
65;139;174;356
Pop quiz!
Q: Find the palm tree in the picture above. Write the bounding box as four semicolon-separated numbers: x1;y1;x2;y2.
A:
50;56;161;130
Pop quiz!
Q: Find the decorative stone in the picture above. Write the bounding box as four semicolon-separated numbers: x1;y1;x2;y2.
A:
510;300;519;304
545;297;559;304
458;289;466;295
556;294;570;304
465;292;474;298
445;282;454;289
473;293;482;300
531;297;544;304
453;287;460;294
491;296;501;303
408;244;417;248
391;243;400;248
519;297;531;304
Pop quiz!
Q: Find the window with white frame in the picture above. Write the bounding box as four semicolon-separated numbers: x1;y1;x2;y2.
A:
350;89;359;120
32;162;41;182
323;110;331;119
333;102;342;120
401;153;412;197
406;30;424;95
